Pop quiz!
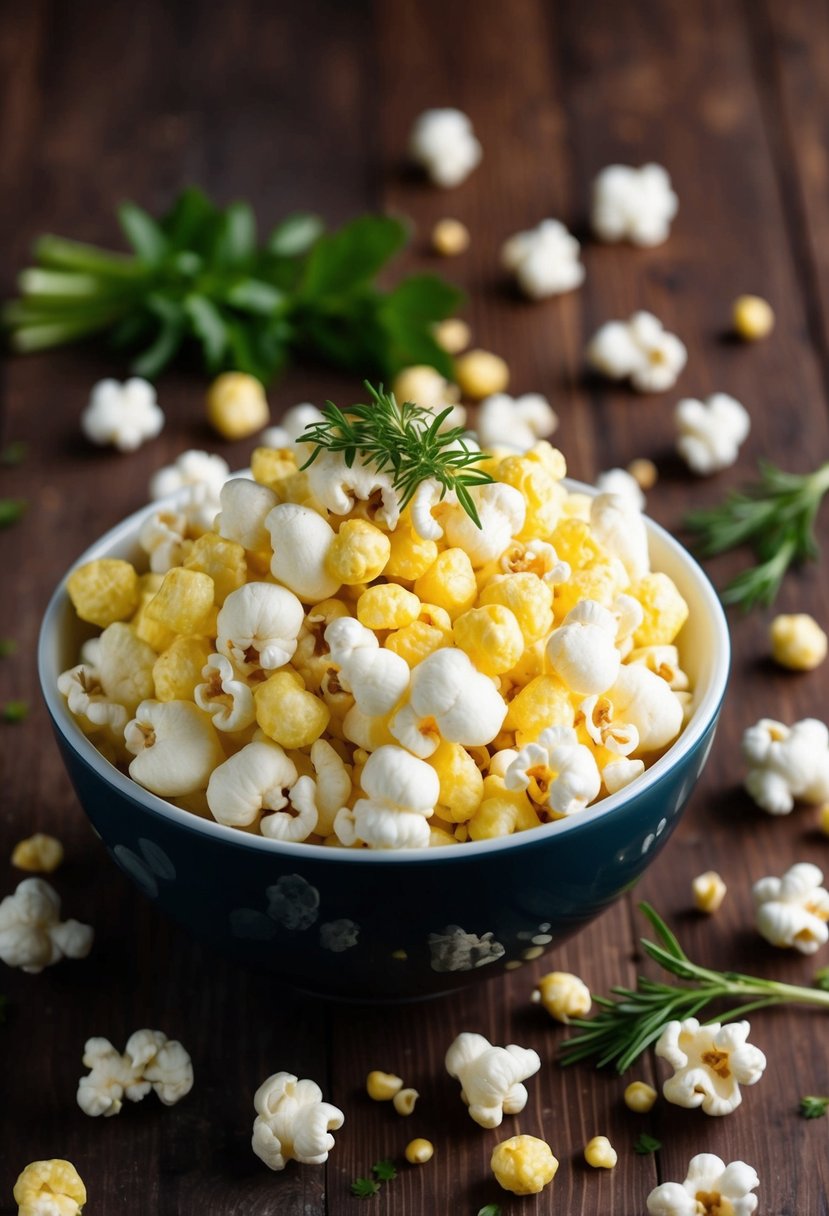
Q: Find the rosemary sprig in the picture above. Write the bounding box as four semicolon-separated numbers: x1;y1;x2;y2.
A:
559;903;829;1073
685;459;829;610
300;383;493;527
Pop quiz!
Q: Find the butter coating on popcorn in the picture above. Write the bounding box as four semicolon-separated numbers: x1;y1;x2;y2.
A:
445;1031;540;1128
0;878;93;973
14;1160;87;1216
252;1071;344;1170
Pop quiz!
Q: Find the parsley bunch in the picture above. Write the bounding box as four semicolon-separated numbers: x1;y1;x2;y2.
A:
4;189;463;385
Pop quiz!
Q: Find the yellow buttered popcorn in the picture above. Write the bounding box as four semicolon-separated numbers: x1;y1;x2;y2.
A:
468;777;541;840
206;371;269;439
132;573;177;652
491;1134;558;1195
184;533;247;606
479;573;553;645
414;549;477;618
326;519;391;585
153;636;213;702
12;833;64;873
357;583;420;630
497;449;566;540
384;521;438;581
67;559;138;627
250;445;297;489
633;571;689;646
770;613;827;671
504;675;574;742
146;568;215;635
430;740;484;823
254;670;330;748
15;1159;87;1216
453;603;524;676
385;602;453;668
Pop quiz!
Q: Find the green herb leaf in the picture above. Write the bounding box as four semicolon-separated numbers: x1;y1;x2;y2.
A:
118;201;168;267
800;1095;829;1119
814;967;829;993
2;701;29;723
350;1177;381;1199
0;441;26;466
268;212;325;258
634;1133;662;1155
477;1206;502;1216
371;1159;397;1182
0;499;27;527
183;294;228;369
0;639;16;658
300;214;408;299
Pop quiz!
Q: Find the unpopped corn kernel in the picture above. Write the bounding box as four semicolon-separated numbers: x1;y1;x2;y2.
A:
206;372;269;439
770;614;828;672
624;1080;657;1113
326;519;391;585
453;604;525;676
414;549;477;618
14;1159;87;1216
405;1137;434;1164
692;870;727;914
491;1134;558;1196
145;568;215;635
733;294;775;341
11;833;64;874
254;671;330;749
628;457;658;490
393;1086;419;1115
67;559;139;628
432;217;470;256
366;1070;403;1101
434;317;471;354
455;349;510;400
584;1135;617;1169
152;636;213;702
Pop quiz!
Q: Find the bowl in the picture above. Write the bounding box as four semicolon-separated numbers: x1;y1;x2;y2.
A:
38;482;729;1001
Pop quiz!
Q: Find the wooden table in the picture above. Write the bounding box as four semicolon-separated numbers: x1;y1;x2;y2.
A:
2;1;828;1212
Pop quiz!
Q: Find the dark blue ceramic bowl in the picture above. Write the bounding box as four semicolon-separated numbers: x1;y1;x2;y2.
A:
38;484;729;1001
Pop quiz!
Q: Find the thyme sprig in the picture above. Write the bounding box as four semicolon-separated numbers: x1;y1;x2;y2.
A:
300;383;493;527
559;904;829;1073
685;460;829;610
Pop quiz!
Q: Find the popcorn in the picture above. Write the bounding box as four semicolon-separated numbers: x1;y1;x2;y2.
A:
675;393;750;475
357;583;421;631
392;364;463;420
139;509;191;574
770;613;827;671
454;349;510;400
389;647;507;758
58;663;129;736
624;1080;657;1113
453;604;524;676
152;635;213;703
532;971;591;1022
405;1138;433;1164
194;653;256;732
325;617;409;715
480;572;554;644
506;726;601;817
254;671;330;749
545;600;621;695
326;518;391;585
216;582;304;675
475;392;558;456
266;502;341;602
647;1154;759;1216
206;372;269;440
125;700;224;797
499;539;570;585
149;448;230;503
606;663;684;753
334;745;438;849
408;108;482;187
207;740;312;838
753;862;829;954
445;1031;540;1128
591;163;678;246
501;219;584;298
300;447;401;530
430;740;484;822
11;833;64;874
77;1029;193;1116
252;1072;344;1170
491;1135;558;1195
590;491;650;581
414;548;478;617
632;571;689;646
655;1018;766;1115
584;1135;617;1169
742;717;829;814
595;467;646;510
0;878;93;973
441;482;526;567
66;559;139;628
692;870;727;914
587;311;687;392
81;377;164;451
261;402;325;449
366;1070;403;1100
393;1086;419;1115
96;622;156;712
145;567;215;635
14;1160;87;1216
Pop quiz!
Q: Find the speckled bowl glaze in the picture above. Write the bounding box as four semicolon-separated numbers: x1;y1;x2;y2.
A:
39;481;729;1001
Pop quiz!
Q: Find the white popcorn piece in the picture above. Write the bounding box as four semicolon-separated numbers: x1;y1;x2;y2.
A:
647;1154;759;1216
587;311;687;393
476;393;558;453
0;878;93;973
58;663;129;735
613;593;645;656
261;403;325;450
590;491;650;582
444;1031;541;1129
194;653;256;732
307;738;352;837
675;393;751;475
216;477;278;553
77;1029;193;1117
655;1018;766;1116
627;645;690;691
440;482;526;567
742;717;829;814
266;502;341;602
595;467;646;511
252;1072;344;1171
216;582;304;675
139;509;190;574
298;447;400;531
408;107;482;188
607;663;684;754
124;700;224;798
389;648;507;758
334;745;439;850
149;449;231;502
410;477;451;541
96;622;156;713
602;757;645;794
499;539;570;585
324;617;410;716
81;377;164;452
546;600;621;696
206;741;312;840
501;219;585;299
580;693;639;756
591;163;678;247
505;725;601;818
753;862;829;955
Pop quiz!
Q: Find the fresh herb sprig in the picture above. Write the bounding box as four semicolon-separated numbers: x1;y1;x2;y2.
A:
685;460;829;610
559;904;829;1073
300;383;493;527
350;1159;398;1198
633;1133;662;1155
4;189;463;385
800;1095;829;1119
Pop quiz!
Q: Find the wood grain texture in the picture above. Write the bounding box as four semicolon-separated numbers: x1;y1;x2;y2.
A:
2;0;828;1213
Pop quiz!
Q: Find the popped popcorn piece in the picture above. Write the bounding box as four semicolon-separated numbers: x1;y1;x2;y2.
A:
254;671;330;749
152;635;213;703
81;377;164;451
580;693;639;757
624;1080;657;1113
532;970;592;1022
58;663;129;736
433;317;471;354
408;108;482;188
499;539;570;585
692;871;727;914
633;571;689;647
476;392;558;454
149;449;230;503
590;490;650;581
139;508;191;574
194;653;256;732
326;519;390;585
454;604;524;676
432;217;470;255
480;572;554;644
742;717;829;814
655;1018;766;1115
753;862;829;955
626;644;690;690
216;582;304;674
125;700;224;797
628;456;658;490
586;311;687;393
445;1031;541;1128
606;664;684;754
145;567;214;635
206;372;269;439
184;532;247;605
506;726;601;817
77;1029;193;1116
14;1160;87;1216
389;648;507;758
357;583;421;630
266;502;341;602
0;878;93;973
454;349;510;400
11;833;64;874
393;1087;419;1115
366;1070;403;1100
591;163;678;247
546;600;621;696
96;622;157;712
334;746;438;849
595;467;646;510
392;365;464;426
252;1072;344;1170
206;740;315;840
770;613;827;671
501;219;584;298
215;477;278;553
405;1137;433;1164
675;393;750;475
299;447;400;530
441;482;526;567
66;559;139;628
584;1135;617;1169
261;402;325;449
490;1134;558;1195
733;294;774;342
647;1154;759;1216
602;756;645;793
325;617;410;716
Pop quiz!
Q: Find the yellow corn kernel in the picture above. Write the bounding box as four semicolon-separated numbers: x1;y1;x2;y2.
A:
152;635;213;702
434;317;471;354
405;1137;434;1164
453;604;525;676
532;971;592;1022
366;1070;403;1101
414;549;477;618
455;349;509;399
357;583;420;631
11;833;64;873
628;457;658;490
733;293;775;341
326;519;391;585
250;445;297;489
432;217;470;256
770;613;828;671
206;371;269;439
385;523;439;582
429;740;484;823
393;1086;419;1115
14;1159;87;1216
67;559;139;628
254;670;330;748
692;870;727;914
145;568;215;635
467;780;541;840
132;573;177;652
479;573;553;645
633;572;689;646
504;675;574;741
624;1080;658;1113
584;1136;617;1169
491;1135;558;1196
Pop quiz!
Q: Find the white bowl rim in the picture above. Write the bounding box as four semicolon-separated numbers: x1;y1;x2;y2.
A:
39;477;730;864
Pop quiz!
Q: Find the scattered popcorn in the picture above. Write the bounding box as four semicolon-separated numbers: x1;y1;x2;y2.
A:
408;108;482;188
532;970;592;1022
0;878;93;973
206;371;269;439
475;392;558;453
392;365;463;426
454;349;510;400
445;1031;540;1128
14;1160;86;1216
646;1153;759;1216
742;717;829;814
692;870;727;914
490;1134;558;1195
393;1087;419;1116
433;317;472;354
81;377;164;452
261;402;324;449
252;1071;344;1170
733;294;774;342
587;311;687;392
770;613;827;671
655;1018;766;1115
753;861;829;955
591;163;678;247
11;833;64;874
77;1029;193;1116
628;457;658;490
432;217;470;256
675;393;750;475
584;1135;617;1169
501;219;584;298
595;467;646;510
366;1070;403;1101
334;745;438;849
623;1080;657;1113
149;449;230;504
405;1138;433;1164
